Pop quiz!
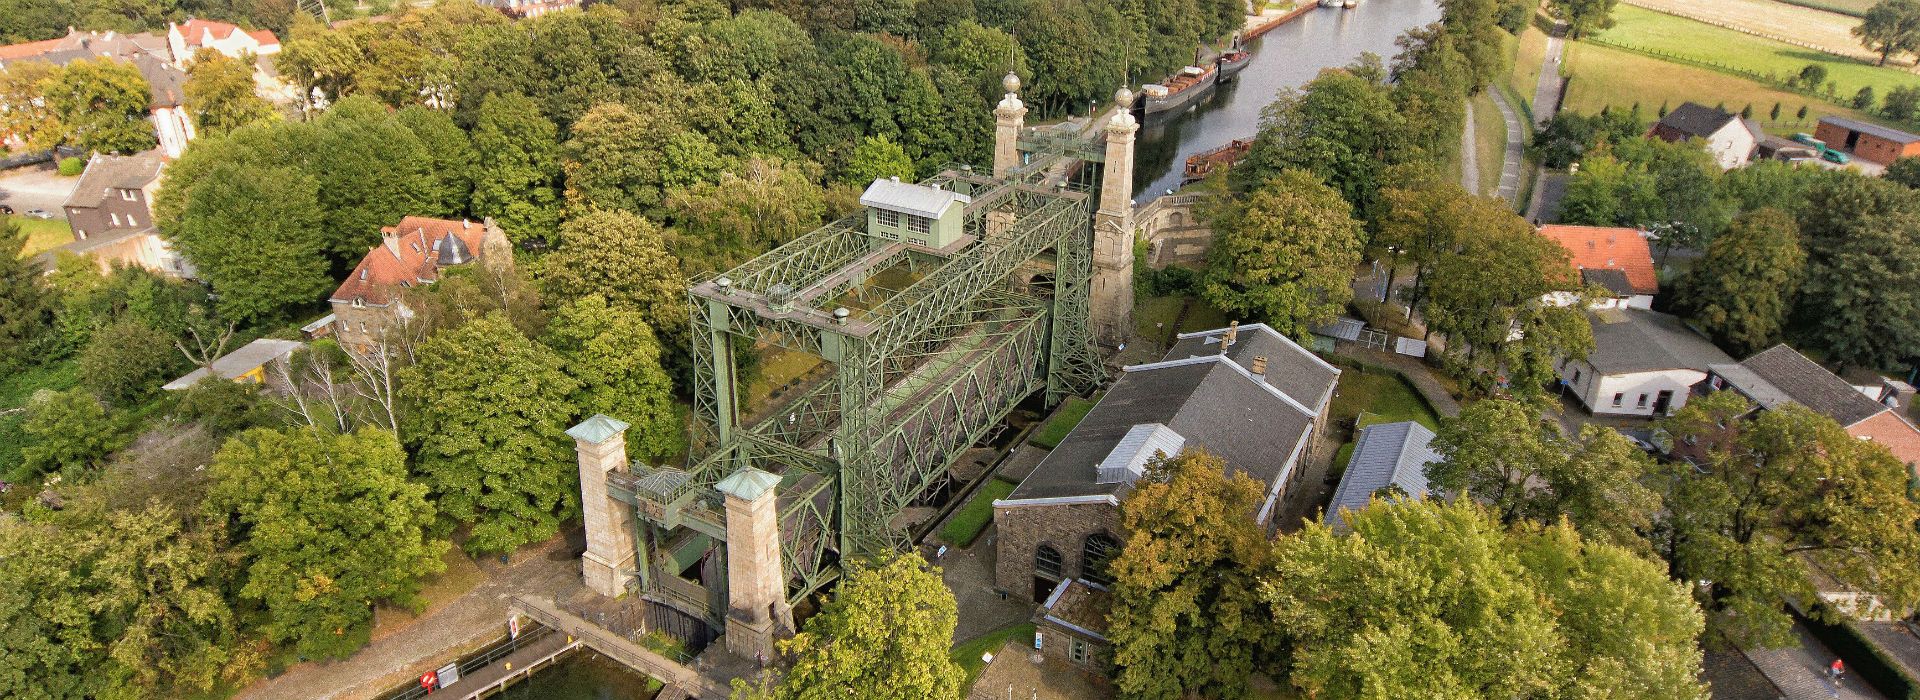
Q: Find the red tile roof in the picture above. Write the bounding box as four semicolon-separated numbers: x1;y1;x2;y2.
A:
177;19;279;48
329;217;492;307
1539;225;1659;296
0;37;64;61
1849;411;1920;471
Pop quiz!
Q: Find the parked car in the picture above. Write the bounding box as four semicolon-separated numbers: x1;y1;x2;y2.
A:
23;208;52;219
1822;148;1852;165
1792;133;1823;148
0;204;13;215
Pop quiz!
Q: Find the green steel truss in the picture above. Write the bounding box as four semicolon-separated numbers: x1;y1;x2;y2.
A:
629;167;1103;610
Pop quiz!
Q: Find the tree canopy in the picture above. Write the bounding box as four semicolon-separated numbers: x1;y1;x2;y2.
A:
1856;0;1920;67
1677;209;1805;356
768;554;965;699
40;58;157;154
1201;169;1365;339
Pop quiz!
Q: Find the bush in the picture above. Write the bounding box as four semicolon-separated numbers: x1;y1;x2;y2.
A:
176;379;270;436
1854;87;1877;111
78;318;186;406
57;157;84;177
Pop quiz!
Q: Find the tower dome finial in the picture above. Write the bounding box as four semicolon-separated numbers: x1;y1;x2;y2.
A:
1002;70;1021;95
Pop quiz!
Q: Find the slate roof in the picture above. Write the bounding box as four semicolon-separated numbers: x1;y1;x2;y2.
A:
1657;102;1739;139
175;19;279;49
0;31;186;108
329;217;497;307
1539;225;1658;296
858;178;969;219
1581;268;1636;296
1586;309;1732;375
1004;324;1338;503
1040;579;1113;640
1326;421;1435;531
65;153;164;210
1821;116;1920;145
1716;345;1889;427
162;339;304;390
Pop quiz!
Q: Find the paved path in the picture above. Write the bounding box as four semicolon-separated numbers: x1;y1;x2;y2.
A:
1487;87;1525;204
237;535;581;700
1461;98;1481;195
1525;24;1570;222
0;163;79;215
1743;622;1886;699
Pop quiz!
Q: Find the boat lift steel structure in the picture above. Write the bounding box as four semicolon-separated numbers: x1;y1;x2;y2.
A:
611;154;1108;620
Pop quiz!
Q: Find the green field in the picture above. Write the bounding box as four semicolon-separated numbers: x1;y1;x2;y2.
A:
1030;396;1095;449
1562;39;1885;135
15;218;72;258
1471;89;1506;197
936;477;1018;547
1595;5;1920;99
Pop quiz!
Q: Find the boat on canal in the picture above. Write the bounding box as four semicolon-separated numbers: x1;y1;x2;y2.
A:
1182;138;1254;184
1143;62;1218;117
1216;36;1251;82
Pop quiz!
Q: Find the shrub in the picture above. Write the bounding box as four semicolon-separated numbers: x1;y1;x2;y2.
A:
78;318;186;406
57;157;84;177
1854;87;1877;111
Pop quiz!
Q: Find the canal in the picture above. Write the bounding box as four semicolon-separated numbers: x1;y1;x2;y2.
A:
1133;0;1446;199
487;650;663;699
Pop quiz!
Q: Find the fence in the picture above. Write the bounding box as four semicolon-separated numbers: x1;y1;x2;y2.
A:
1622;1;1875;64
378;623;558;700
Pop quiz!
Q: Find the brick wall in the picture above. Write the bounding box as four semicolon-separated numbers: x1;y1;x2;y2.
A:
993;501;1122;602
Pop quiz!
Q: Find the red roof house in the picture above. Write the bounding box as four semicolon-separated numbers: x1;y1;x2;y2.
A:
1539;224;1659;308
329;217;509;350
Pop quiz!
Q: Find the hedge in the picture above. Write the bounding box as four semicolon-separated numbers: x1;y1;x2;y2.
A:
1796;607;1920;699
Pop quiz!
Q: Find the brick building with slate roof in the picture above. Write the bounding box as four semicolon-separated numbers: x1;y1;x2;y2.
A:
1696;345;1920;473
993;322;1339;604
329;216;510;352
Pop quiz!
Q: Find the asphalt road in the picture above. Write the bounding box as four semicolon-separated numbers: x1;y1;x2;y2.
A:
0;164;81;218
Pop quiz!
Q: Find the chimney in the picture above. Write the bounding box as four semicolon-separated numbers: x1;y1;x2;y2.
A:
381;229;400;257
1251;356;1268;375
1222;321;1239;350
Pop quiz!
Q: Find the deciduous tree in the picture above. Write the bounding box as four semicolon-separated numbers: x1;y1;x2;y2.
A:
78;317;186;406
1236;67;1403;224
472;92;562;243
841;135;915;185
0;215;51;369
1547;0;1620;39
1108;450;1274;700
184;48;276;137
41;58;157;154
1856;0;1920;66
1677;209;1804;356
19;388;124;481
400;313;578;554
0;61;64;153
666;156;828;273
206;427;446;658
168;162;333;322
771;554;965;699
1201;169;1364;339
543;296;684;461
1659;392;1920;646
538;209;689;337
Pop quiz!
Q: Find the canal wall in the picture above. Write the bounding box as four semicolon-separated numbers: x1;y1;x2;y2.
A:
1135;193;1214;268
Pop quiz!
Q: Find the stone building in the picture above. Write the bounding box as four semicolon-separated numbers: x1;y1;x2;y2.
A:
328;216;509;352
994;322;1340;602
1036;578;1113;672
62;153;195;277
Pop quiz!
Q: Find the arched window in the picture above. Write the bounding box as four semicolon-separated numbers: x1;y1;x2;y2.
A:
1035;544;1063;580
1082;533;1120;586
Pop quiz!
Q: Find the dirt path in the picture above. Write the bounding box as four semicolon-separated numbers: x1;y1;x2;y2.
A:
236;535;581;700
1488;87;1525;204
1462;99;1482;194
1624;0;1890;66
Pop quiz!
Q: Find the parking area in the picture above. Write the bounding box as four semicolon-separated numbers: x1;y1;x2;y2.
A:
0;163;81;218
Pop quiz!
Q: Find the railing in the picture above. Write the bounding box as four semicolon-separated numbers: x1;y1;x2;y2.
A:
377;623;556;700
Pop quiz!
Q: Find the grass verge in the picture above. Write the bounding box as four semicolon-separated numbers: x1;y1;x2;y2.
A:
16;218;71;258
1472;90;1506;197
936;477;1018;547
953;622;1037;687
1031;396;1096;449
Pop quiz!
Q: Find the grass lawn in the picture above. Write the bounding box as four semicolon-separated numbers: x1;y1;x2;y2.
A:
953;622;1036;687
1509;24;1551;116
1472;89;1506;197
1175;297;1231;333
16;218;72;258
1031;396;1096;449
1596;5;1920;100
936;477;1018;547
1562;39;1887;135
1134;294;1185;344
1325;367;1442;477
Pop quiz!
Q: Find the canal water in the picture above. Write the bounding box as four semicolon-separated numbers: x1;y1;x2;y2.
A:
487;650;662;699
1133;0;1446;199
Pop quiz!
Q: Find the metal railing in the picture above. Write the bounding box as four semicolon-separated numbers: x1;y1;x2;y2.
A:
377;623;555;700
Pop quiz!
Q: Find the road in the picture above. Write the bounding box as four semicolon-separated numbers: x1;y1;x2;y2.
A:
1525;26;1571;222
0;163;80;217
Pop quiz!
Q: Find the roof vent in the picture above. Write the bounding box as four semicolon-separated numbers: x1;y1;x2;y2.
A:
1096;423;1185;484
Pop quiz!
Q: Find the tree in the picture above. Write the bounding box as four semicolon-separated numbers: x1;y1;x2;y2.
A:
1795;175;1920;370
40;58;157;154
184;49;276;137
1546;0;1619;38
1263;498;1706;699
1421;207;1586;394
0;60;64;153
562;100;724;219
1856;0;1920;66
206;427;445;658
1659;392;1920;646
1235;68;1402;224
304;97;443;256
1677;209;1805;356
1886;155;1920;188
0;215;51;369
538;209;689;338
78;317;185;406
543;296;684;461
1426;399;1661;550
1886;85;1920;121
401;313;578;554
1107;450;1273;700
471;92;562;243
1855;85;1878;110
395;105;477;214
169;162;333;322
19;388;124;481
771;554;965;699
1201;170;1365;339
666;156;829;273
841;135;915;184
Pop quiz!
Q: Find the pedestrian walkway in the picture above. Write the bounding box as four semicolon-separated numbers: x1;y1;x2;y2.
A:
1487;87;1525;204
1462;99;1481;195
1525;23;1571;221
1743;622;1886;699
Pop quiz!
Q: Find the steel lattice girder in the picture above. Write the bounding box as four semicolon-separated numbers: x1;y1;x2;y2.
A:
670;168;1106;603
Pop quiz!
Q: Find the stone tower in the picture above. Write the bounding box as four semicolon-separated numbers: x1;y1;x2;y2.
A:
717;467;795;663
568;415;636;598
993;71;1026;177
1092;86;1139;347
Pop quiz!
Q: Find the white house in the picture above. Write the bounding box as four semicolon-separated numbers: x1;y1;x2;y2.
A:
166;19;279;64
1557;309;1733;417
1649;102;1762;170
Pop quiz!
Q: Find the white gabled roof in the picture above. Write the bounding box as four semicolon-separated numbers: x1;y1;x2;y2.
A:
1094;423;1185;484
859;178;970;219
